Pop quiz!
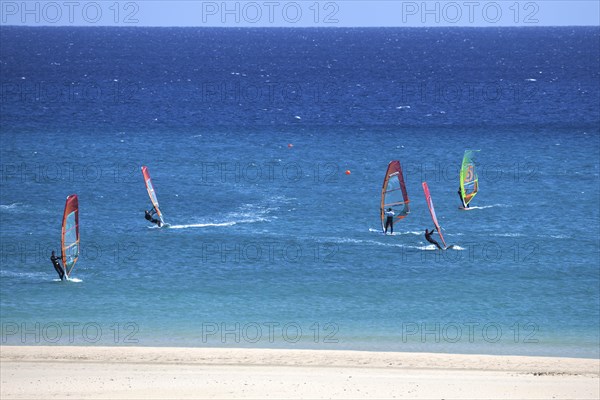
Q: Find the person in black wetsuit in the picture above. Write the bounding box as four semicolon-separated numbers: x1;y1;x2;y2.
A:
458;187;468;208
50;250;64;280
425;228;443;250
145;208;162;227
384;208;395;234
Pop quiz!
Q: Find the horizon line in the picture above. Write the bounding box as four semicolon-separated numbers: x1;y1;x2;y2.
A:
2;24;599;28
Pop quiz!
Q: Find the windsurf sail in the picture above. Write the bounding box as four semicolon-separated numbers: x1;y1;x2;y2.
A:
61;194;79;278
380;160;410;231
141;166;165;225
422;182;447;248
459;150;480;207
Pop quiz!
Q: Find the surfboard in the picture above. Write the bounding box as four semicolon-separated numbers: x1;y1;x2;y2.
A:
141;166;166;226
422;182;448;249
380;160;410;232
61;194;79;280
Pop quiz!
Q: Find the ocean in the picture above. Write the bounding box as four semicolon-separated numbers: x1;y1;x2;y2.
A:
1;27;599;358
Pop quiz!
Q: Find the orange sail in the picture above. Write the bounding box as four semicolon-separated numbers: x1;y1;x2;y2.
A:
380;160;410;232
141;166;165;225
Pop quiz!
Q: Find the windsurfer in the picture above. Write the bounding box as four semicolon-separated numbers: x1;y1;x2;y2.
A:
384;208;395;234
50;250;65;280
145;208;162;227
458;188;468;208
425;228;443;250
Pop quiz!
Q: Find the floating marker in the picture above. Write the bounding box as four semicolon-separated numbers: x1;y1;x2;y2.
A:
288;143;293;148
345;170;351;175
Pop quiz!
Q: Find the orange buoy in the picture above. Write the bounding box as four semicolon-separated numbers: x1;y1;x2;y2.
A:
345;170;351;175
288;143;293;148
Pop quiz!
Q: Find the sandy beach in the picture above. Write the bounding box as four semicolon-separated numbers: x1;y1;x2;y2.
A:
1;346;598;399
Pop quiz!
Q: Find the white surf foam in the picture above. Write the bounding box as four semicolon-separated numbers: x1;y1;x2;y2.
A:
168;222;236;229
0;203;24;212
466;204;509;210
1;270;45;279
368;228;422;235
491;232;524;237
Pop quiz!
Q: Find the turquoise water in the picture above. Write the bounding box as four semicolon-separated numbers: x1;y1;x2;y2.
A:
1;27;599;358
1;127;598;357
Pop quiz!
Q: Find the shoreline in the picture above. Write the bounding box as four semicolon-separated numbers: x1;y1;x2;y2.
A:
2;346;599;399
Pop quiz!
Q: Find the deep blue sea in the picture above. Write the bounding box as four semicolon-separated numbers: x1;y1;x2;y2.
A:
1;27;599;358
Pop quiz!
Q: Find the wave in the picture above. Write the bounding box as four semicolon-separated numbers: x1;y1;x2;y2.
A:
415;244;465;251
329;237;368;244
319;235;432;251
153;198;288;229
266;195;296;204
368;228;422;235
0;270;46;279
0;203;24;212
491;232;524;237
0;269;83;282
225;202;281;224
51;277;82;283
230;213;274;224
168;222;236;229
319;235;395;248
465;204;509;210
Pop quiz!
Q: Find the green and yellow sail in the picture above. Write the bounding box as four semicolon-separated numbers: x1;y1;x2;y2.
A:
459;150;480;207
